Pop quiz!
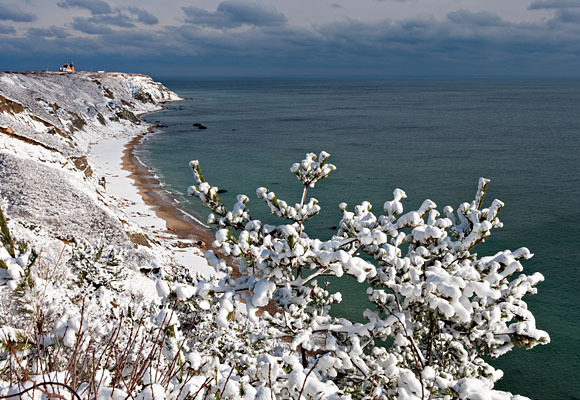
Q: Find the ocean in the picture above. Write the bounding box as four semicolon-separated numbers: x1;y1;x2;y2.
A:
141;77;580;400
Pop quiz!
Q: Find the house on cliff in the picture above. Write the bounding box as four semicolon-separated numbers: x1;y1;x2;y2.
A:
59;62;75;72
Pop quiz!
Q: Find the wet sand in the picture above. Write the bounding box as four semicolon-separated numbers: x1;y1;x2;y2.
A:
120;131;217;254
121;126;274;307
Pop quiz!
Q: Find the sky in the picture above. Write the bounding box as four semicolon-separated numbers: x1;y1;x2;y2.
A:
1;0;580;77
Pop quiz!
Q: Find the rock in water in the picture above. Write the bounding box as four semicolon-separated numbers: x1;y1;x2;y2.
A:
192;122;208;130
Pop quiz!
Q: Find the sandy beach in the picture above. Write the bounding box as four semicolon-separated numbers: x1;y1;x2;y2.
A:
89;131;218;277
122;132;217;247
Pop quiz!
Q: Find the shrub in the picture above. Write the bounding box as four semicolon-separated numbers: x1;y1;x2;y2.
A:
187;151;549;399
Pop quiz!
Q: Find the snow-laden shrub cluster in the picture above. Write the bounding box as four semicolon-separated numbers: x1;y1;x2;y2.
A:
0;207;37;291
0;212;207;399
69;240;126;293
185;151;549;399
0;152;549;399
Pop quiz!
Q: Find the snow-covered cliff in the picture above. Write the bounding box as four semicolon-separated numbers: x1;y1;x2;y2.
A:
0;71;190;269
1;72;181;155
0;72;220;398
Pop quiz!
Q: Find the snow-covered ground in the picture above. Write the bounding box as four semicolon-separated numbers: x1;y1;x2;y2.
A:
90;137;164;231
89;136;214;277
0;70;212;278
0;71;221;398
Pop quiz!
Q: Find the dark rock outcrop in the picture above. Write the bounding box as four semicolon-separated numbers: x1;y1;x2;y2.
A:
192;123;207;130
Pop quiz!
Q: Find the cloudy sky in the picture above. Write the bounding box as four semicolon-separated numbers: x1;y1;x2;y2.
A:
1;0;579;77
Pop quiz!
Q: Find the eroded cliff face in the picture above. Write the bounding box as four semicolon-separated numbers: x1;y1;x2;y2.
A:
0;71;181;156
0;71;182;267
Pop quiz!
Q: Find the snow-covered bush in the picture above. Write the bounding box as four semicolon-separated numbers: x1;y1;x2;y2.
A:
187;151;550;399
0;208;202;399
69;240;126;293
0;207;37;290
0;150;550;400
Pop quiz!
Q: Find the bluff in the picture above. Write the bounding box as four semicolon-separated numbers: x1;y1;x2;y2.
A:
0;71;183;268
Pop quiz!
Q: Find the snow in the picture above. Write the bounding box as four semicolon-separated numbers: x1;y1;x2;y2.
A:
1;71;213;279
0;71;221;397
136;384;166;400
88;136;213;276
1;74;549;400
252;279;276;307
89;137;163;229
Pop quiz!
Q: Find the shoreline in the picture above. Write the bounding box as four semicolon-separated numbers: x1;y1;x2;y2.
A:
88;99;237;279
88;127;218;278
115;107;240;278
120;130;217;254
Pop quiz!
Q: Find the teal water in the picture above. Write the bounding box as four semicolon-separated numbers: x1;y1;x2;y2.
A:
141;78;580;400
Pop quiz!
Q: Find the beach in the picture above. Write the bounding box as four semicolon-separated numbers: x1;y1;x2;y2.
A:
88;130;217;278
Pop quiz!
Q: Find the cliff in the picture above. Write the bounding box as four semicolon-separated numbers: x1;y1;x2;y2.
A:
0;71;204;275
0;72;222;398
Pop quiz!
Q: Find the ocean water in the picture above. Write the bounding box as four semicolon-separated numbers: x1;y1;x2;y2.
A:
141;78;580;400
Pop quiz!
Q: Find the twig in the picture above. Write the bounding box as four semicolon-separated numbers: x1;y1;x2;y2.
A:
175;362;204;400
268;364;274;400
217;365;235;398
161;315;196;388
368;375;376;399
0;381;81;400
297;358;319;400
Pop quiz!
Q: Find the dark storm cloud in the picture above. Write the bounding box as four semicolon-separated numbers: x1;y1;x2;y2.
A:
0;27;169;60
87;13;136;28
68;8;161;35
0;26;16;35
447;10;507;27
310;13;580;74
0;3;36;22
57;0;112;15
28;26;69;38
182;1;287;28
3;4;580;77
529;0;580;9
553;8;580;22
71;17;113;35
127;7;159;25
57;1;158;28
330;3;342;9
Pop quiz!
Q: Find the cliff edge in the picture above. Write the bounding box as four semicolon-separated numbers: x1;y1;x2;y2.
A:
0;71;200;272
